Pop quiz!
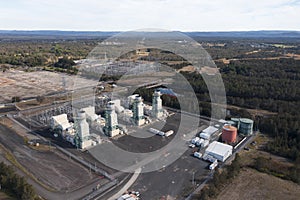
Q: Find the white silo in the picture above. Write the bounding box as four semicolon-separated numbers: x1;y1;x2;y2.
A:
152;90;163;118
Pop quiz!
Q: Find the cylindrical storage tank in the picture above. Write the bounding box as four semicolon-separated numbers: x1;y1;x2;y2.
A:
231;118;240;129
226;120;236;126
222;125;237;143
239;118;253;136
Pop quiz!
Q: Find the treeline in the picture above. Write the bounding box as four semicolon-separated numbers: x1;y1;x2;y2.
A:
0;162;38;200
201;38;300;60
253;156;300;184
259;113;300;161
219;58;300;80
0;40;97;67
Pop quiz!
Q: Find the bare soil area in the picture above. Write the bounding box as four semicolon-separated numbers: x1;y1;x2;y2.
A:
215;168;300;200
0;70;97;103
0;122;96;192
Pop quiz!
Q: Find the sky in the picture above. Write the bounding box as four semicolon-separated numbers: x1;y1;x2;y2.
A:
0;0;300;31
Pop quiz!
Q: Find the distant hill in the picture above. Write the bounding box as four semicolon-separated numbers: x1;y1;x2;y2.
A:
186;30;300;38
0;30;299;39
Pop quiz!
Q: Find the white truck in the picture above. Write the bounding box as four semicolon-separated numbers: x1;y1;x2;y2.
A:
193;152;202;159
148;128;165;136
164;130;174;137
202;154;217;163
191;137;200;144
209;160;218;170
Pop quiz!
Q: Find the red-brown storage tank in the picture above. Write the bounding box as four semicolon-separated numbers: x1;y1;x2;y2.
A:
222;125;237;143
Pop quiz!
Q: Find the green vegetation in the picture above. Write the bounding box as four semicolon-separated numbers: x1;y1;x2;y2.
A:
253;156;300;184
180;57;300;164
53;57;78;74
0;40;99;67
0;162;37;200
11;96;21;103
191;154;242;200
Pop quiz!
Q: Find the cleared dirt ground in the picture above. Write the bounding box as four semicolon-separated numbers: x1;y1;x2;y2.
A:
0;121;97;192
215;167;300;200
0;70;97;103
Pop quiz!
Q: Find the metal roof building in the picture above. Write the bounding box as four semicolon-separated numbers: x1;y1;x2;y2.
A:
205;141;233;162
50;114;72;131
199;126;219;140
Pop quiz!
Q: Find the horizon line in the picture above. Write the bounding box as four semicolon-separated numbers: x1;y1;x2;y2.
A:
0;29;300;33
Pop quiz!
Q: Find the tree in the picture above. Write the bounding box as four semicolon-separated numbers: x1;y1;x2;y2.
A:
0;162;37;200
12;96;21;103
36;96;45;104
54;57;75;69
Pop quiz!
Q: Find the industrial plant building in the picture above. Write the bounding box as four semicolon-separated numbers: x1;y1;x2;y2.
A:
104;102;120;137
50;110;101;149
81;106;100;123
204;141;233;162
132;95;145;126
74;110;94;149
152;90;163;119
50;114;72;132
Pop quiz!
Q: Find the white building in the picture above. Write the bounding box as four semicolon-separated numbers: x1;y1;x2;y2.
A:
109;99;125;113
204;141;233;162
144;104;153;116
126;94;139;108
199;126;219;140
50;114;72;132
81;106;99;123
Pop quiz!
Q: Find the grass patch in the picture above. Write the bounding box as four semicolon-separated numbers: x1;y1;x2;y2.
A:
0;191;16;200
0;143;55;192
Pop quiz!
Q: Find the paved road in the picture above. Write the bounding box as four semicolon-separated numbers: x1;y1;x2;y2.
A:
106;168;141;200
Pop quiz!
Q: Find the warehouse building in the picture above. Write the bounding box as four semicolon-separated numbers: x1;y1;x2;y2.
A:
199;126;219;140
204;141;233;162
